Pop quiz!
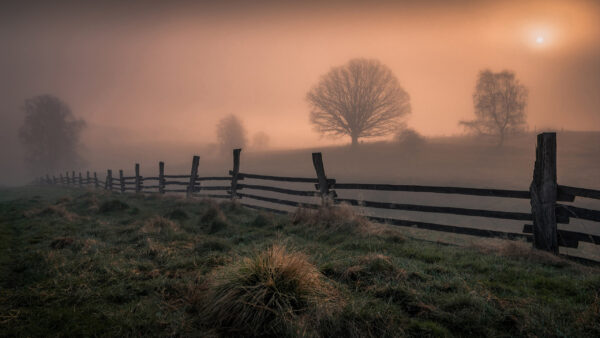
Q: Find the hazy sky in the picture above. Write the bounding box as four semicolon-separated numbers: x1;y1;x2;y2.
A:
2;0;600;151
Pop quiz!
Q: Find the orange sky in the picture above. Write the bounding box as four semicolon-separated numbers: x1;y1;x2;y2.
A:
1;0;600;149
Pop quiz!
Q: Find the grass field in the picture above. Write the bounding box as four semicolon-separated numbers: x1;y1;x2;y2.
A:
1;186;599;337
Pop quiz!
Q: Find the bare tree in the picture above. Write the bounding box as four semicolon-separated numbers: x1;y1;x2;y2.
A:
18;95;86;176
252;131;270;151
216;114;247;153
307;58;411;146
460;69;528;146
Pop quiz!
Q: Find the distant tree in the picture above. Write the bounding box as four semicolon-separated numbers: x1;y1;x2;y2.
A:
460;69;528;146
18;95;86;176
216;114;247;153
394;127;426;149
307;58;411;147
252;131;270;150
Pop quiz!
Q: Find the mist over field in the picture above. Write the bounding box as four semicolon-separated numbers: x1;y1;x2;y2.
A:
1;0;600;186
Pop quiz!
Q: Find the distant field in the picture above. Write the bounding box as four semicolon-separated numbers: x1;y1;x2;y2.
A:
1;186;599;337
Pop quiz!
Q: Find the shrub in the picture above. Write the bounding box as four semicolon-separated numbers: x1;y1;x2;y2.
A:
394;128;426;148
201;245;338;336
98;199;129;213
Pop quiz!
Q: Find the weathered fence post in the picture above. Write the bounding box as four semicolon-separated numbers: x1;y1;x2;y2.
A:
187;156;200;198
230;149;241;199
119;170;125;193
45;174;50;184
59;173;64;185
78;172;82;188
530;132;559;254
135;163;141;193
94;172;99;188
86;171;90;186
312;152;333;206
159;161;165;194
72;171;76;185
106;169;113;191
53;176;57;184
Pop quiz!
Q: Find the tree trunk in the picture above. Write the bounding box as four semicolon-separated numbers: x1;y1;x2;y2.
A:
351;135;359;147
497;131;505;147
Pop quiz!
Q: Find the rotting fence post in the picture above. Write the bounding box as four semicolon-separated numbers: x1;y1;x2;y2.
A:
530;132;559;254
119;170;125;193
230;149;241;200
159;161;165;194
135;163;141;193
107;169;113;191
187;156;200;198
86;171;90;186
59;173;64;185
94;172;99;189
312;152;334;206
78;172;82;188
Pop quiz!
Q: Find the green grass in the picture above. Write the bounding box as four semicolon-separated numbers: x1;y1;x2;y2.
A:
1;186;599;337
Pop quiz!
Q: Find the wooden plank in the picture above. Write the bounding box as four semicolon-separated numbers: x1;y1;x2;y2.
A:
336;198;534;221
530;132;559;254
238;184;320;197
159;161;165;194
241;203;289;215
523;224;600;247
232;171;335;184
331;183;531;199
135;163;141;193
163;174;190;179
194;186;230;191
192;193;232;199
368;215;532;241
143;177;159;181
238;192;320;209
558;185;600;201
230;149;242;199
312;152;333;205
164;181;189;186
163;189;188;193
119;170;125;193
142;185;160;189
188;155;200;198
106;169;113;191
557;204;600;222
197;176;231;181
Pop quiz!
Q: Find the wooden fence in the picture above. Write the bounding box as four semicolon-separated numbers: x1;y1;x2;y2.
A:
38;132;600;256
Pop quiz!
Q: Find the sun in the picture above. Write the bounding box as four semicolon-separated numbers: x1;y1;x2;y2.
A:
536;36;545;44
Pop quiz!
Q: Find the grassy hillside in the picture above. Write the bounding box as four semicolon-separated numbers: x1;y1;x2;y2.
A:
1;186;599;337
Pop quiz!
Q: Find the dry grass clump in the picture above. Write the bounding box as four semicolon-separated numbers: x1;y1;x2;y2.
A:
199;203;228;233
24;204;78;221
201;245;340;336
471;240;571;268
291;204;373;234
342;254;405;284
139;215;180;234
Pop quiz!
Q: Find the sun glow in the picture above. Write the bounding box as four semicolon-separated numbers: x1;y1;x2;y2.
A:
536;36;544;44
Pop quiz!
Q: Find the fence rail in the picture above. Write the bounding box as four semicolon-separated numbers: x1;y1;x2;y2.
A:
38;132;600;260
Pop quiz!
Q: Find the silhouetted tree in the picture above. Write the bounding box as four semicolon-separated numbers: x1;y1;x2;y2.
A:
18;95;86;176
216;114;247;153
460;69;528;146
394;127;426;149
252;131;270;150
307;58;411;146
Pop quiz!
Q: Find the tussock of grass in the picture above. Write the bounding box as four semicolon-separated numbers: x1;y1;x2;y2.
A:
98;199;129;213
201;245;339;336
199;203;228;233
139;216;179;235
471;240;571;268
24;204;78;221
291;204;373;234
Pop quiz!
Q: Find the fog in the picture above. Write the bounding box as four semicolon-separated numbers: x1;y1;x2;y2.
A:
1;0;600;184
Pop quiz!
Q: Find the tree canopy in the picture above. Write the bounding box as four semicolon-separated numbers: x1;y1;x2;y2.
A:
216;114;247;154
307;58;411;146
18;95;86;176
460;69;528;146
